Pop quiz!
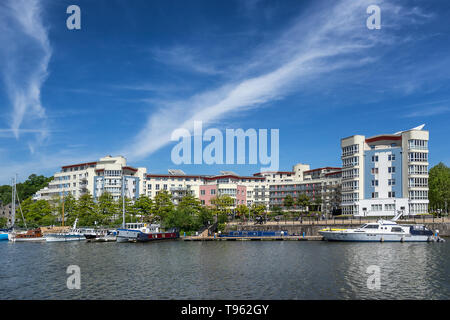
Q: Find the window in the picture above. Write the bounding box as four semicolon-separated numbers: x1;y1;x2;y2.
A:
371;192;378;199
371;155;379;162
371;180;378;186
388;167;396;173
371;168;379;174
391;227;403;232
408;178;428;188
408;139;428;150
343;157;359;167
211;189;216;195
342;144;359;156
408;165;428;175
408;152;428;162
155;184;160;190
385;204;395;211
388;191;396;198
388;154;396;161
371;204;382;211
364;224;379;229
200;190;205;195
388;179;395;186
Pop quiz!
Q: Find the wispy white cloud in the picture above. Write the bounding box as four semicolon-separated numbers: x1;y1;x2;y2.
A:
0;0;51;151
403;106;450;118
149;45;226;76
124;0;431;160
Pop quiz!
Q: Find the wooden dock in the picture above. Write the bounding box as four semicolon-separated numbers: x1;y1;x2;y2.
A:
182;235;324;241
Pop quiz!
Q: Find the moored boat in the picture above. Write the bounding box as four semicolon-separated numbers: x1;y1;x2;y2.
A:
0;233;8;241
0;229;10;241
319;212;441;242
45;219;85;242
10;228;46;242
86;229;117;242
117;223;161;242
136;227;179;242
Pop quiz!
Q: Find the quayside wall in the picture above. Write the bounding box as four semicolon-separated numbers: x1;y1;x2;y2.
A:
225;220;450;237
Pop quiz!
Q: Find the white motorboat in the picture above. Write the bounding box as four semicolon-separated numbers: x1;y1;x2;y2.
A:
85;229;117;242
319;212;441;242
45;219;85;242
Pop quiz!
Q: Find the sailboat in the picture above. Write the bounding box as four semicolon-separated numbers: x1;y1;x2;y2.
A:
116;176;135;242
116;177;179;243
8;175;45;242
45;189;85;242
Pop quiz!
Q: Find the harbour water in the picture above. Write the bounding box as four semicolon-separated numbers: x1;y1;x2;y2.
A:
1;240;449;300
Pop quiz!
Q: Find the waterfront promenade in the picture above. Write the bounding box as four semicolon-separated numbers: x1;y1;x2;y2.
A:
224;216;450;237
227;216;450;227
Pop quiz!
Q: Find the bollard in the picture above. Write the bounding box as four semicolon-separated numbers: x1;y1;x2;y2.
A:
303;232;305;238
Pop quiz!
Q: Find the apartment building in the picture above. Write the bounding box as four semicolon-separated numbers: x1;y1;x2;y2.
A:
267;165;342;215
34;155;147;201
145;170;266;208
33;125;429;217
341;125;429;216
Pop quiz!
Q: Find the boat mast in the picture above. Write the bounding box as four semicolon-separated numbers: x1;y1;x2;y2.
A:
62;186;65;227
11;177;15;228
122;175;125;228
15;175;27;229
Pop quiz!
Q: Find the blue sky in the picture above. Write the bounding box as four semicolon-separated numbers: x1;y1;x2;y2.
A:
0;0;449;184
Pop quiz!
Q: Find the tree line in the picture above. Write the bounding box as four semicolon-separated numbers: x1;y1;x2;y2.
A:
1;163;448;228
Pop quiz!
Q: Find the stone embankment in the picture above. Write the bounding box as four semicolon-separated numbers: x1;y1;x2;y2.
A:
225;217;450;237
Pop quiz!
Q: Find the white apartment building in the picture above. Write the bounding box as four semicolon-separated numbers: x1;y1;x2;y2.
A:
34;155;147;201
341;125;429;217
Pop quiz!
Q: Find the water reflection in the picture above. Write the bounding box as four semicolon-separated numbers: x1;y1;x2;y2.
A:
0;241;448;299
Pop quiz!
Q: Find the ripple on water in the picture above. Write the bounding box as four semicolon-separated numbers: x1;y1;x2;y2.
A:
0;240;449;299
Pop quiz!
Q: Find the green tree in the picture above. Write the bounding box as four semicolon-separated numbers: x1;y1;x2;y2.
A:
0;174;53;205
0;217;7;228
178;193;202;213
236;204;250;221
164;193;204;231
210;194;234;223
20;198;54;227
250;203;266;218
133;195;154;222
283;194;294;219
96;192;118;226
76;193;97;226
196;206;214;227
152;191;175;223
296;194;310;214
270;205;283;219
165;207;199;231
429;162;450;214
313;196;322;212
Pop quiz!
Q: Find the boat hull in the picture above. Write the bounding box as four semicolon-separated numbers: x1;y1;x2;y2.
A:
136;231;179;242
319;230;431;242
116;228;142;242
12;237;46;242
87;235;117;242
0;233;8;241
45;234;85;242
